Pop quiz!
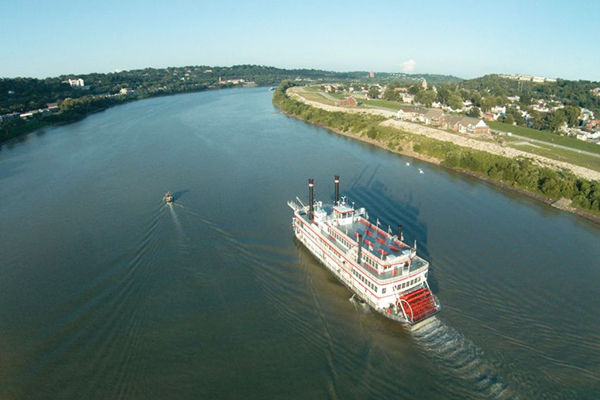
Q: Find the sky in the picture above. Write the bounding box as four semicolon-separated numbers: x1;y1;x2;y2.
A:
1;0;599;81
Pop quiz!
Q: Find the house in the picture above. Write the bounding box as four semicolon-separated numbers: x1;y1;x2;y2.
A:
474;119;491;135
119;88;138;95
440;115;462;130
442;116;489;134
219;77;245;85
483;112;495;121
401;93;414;104
396;107;427;122
421;79;428;90
67;78;85;87
423;109;443;125
491;106;506;114
393;87;408;93
337;96;358;107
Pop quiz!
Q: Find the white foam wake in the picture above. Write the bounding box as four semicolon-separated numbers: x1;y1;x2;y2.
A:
411;317;514;399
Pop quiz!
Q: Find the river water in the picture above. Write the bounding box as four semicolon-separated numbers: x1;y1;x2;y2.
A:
0;88;599;399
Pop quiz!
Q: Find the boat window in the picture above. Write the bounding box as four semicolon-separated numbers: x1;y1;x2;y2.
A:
382;288;386;294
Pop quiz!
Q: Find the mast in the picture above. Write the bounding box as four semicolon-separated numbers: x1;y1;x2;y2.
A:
334;175;340;205
308;178;314;220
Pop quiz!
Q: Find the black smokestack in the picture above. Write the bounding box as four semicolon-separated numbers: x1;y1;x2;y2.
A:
308;179;314;220
398;225;403;241
334;175;340;205
357;233;363;263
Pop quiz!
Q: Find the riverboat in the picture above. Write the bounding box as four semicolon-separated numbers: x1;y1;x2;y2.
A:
164;192;174;203
288;176;440;325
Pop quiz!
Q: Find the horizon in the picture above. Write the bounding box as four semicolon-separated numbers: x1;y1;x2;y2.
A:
5;64;599;83
2;0;599;81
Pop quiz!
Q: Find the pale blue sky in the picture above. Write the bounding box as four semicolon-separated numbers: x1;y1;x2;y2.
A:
2;0;599;80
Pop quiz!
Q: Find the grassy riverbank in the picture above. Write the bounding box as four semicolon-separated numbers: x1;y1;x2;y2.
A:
273;81;600;220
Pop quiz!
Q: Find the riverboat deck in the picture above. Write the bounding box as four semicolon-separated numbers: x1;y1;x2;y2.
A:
297;206;427;281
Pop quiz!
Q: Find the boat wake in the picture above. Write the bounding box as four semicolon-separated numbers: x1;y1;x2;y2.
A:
167;203;184;232
411;317;515;399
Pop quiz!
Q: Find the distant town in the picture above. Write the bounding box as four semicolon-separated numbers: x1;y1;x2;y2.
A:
317;74;600;145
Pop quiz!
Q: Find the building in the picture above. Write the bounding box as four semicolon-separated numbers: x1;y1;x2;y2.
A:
483;112;495;121
67;78;85;87
422;109;443;125
401;93;415;104
337;96;358;107
369;71;375;78
441;116;489;134
119;88;138;95
474;119;491;135
421;79;428;90
218;77;245;85
396;107;428;122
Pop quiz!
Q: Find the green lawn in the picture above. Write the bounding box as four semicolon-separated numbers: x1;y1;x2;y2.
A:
508;141;600;172
304;86;321;93
359;98;404;110
488;121;600;155
296;91;335;106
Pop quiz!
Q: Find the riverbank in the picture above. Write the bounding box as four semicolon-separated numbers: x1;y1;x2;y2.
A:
0;90;204;147
273;82;600;224
0;85;267;147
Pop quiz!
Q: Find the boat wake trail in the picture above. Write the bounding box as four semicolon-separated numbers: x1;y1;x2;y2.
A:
167;203;184;234
411;317;515;399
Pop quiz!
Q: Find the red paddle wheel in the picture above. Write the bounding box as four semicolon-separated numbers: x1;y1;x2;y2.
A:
398;287;438;323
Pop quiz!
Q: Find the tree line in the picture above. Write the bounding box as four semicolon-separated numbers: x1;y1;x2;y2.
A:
273;81;600;215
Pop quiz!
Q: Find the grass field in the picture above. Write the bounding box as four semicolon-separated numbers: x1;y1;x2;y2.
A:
304;86;321;93
296;91;336;106
488;121;600;155
357;98;404;110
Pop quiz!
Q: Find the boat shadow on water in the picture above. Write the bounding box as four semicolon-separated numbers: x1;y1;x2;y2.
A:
345;179;439;295
172;189;189;201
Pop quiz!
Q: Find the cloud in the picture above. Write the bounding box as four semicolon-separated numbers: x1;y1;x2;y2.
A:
401;59;416;73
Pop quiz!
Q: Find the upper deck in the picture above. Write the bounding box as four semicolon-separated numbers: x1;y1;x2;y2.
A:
292;199;428;282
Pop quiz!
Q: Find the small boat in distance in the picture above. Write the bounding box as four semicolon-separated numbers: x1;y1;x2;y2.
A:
164;192;174;203
419;168;424;174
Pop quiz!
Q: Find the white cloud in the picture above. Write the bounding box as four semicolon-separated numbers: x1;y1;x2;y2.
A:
401;59;416;73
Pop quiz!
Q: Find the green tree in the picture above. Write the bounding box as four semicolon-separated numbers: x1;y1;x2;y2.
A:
562;105;581;126
367;86;380;99
408;85;420;95
545;110;566;133
505;114;515;125
467;107;481;118
382;86;398;101
415;90;437;107
520;93;533;106
447;94;463;110
436;87;450;103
